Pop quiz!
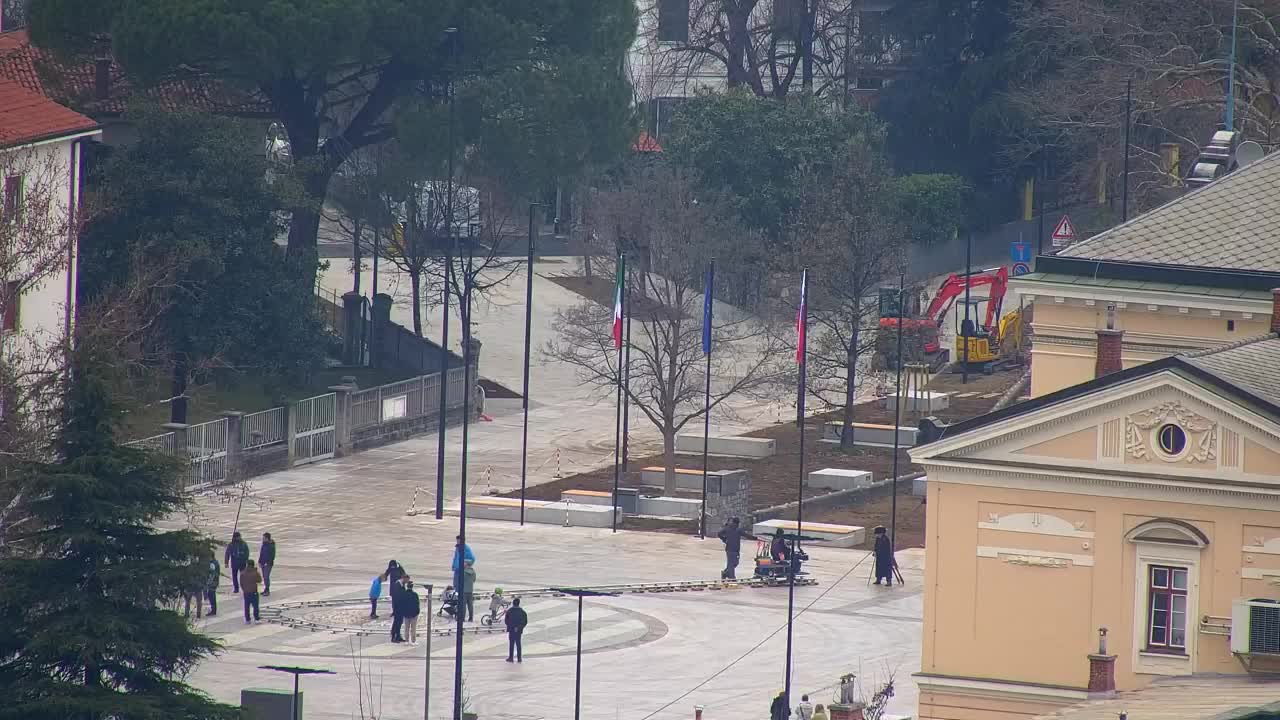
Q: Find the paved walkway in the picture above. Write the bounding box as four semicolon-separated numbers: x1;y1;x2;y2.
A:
181;448;923;719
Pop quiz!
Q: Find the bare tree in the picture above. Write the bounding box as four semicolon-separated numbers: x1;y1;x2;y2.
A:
790;154;906;449
1010;0;1280;211
546;163;784;494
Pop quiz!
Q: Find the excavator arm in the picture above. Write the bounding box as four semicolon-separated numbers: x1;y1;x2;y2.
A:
923;267;1010;334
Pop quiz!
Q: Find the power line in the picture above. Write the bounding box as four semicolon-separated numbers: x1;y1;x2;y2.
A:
638;550;877;720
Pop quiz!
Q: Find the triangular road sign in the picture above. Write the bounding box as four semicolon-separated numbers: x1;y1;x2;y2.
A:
1051;215;1076;247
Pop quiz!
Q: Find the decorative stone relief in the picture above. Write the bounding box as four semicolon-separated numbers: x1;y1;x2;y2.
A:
1125;401;1217;463
1003;554;1070;568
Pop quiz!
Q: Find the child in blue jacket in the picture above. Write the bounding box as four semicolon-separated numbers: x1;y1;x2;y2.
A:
369;574;384;619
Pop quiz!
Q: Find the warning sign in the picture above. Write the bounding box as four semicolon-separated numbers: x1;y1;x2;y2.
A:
1051;215;1076;248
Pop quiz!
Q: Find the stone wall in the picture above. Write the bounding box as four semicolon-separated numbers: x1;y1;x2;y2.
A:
752;472;925;522
703;470;751;528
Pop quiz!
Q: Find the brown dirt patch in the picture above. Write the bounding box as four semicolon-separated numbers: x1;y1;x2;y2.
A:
545;274;690;322
478;378;521;399
802;484;928;551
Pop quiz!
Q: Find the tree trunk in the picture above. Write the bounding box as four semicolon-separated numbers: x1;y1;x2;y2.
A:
410;268;423;336
170;352;189;425
286;167;330;287
840;322;860;449
352;216;364;295
662;429;677;497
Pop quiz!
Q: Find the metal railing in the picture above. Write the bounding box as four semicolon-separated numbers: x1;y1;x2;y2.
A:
242;406;286;449
186;418;228;487
350;365;470;431
126;431;178;455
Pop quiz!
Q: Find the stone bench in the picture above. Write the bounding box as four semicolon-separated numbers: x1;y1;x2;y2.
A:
751;518;866;548
675;433;776;458
635;495;702;519
447;497;618;528
560;489;614;506
806;468;874;491
823;421;918;448
640;466;747;493
881;391;950;413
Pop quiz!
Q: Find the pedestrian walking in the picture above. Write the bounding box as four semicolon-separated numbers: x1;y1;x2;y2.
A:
460;559;476;622
403;579;422;644
224;531;251;594
390;575;407;643
770;690;789;720
812;705;828;720
182;555;206;620
716;517;755;579
873;526;895;586
795;694;814;720
452;535;474;586
505;596;528;662
240;559;263;623
258;532;276;596
205;556;220;616
369;574;383;619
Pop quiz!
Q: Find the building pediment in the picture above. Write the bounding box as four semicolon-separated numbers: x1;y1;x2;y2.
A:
913;369;1280;490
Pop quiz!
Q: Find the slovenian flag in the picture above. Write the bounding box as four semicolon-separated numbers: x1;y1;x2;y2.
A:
702;261;715;355
613;254;625;349
796;269;808;364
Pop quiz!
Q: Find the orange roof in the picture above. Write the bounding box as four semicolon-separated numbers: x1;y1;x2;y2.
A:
0;75;99;148
632;130;662;153
0;29;271;117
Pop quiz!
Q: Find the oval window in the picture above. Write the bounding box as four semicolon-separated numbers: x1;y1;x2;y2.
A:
1157;424;1187;456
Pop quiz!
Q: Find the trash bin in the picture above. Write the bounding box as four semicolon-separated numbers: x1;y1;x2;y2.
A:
615;487;639;514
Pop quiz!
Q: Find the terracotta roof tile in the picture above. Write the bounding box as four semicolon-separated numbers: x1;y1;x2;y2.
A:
0;75;99;148
0;29;271;117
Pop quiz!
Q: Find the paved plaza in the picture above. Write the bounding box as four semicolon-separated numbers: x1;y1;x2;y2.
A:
182;443;923;719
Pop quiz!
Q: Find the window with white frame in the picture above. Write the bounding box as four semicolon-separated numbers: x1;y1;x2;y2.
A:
2;174;23;223
1146;564;1189;651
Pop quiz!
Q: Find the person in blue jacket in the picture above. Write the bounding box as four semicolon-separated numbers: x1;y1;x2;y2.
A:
451;535;475;574
369;574;383;619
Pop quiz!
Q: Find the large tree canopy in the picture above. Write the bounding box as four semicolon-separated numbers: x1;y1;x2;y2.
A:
30;0;638;279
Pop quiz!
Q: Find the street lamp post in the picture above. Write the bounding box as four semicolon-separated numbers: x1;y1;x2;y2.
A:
423;584;434;720
520;202;545;526
258;665;335;720
550;588;620;720
453;226;476;720
435;26;460;520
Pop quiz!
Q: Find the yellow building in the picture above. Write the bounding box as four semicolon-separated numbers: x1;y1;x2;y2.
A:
909;320;1280;719
1012;149;1280;397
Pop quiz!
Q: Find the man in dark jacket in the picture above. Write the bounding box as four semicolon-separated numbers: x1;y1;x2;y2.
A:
258;532;276;596
505;597;529;662
873;526;895;586
770;690;789;720
389;576;407;643
224;532;250;594
717;517;755;579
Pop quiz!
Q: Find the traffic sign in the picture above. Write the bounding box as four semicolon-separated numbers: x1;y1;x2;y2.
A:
1012;262;1031;276
1010;242;1031;264
1051;215;1076;248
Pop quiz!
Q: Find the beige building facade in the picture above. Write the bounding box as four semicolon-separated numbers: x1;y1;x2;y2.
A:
1012;146;1280;398
910;331;1280;719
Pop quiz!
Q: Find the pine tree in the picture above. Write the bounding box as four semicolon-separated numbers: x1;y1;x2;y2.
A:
0;351;237;720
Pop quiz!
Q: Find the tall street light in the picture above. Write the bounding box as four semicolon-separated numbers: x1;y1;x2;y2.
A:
550;588;621;720
435;26;460;520
453;225;476;720
520;202;546;525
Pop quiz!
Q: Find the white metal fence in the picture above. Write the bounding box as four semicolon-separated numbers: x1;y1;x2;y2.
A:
126;431;178;455
291;393;336;466
186;418;228;487
242;406;286;449
351;366;469;431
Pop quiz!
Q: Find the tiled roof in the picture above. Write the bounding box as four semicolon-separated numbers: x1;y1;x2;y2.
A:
0;30;271;117
1033;675;1280;719
1181;332;1280;407
1059;147;1280;272
0;75;99;148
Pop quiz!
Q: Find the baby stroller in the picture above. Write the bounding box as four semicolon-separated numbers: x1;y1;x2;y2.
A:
753;538;809;583
438;587;459;618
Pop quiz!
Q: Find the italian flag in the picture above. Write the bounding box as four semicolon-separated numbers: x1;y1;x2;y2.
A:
612;254;625;349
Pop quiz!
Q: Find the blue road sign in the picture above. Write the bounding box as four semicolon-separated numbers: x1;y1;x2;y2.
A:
1012;262;1031;276
1011;242;1032;264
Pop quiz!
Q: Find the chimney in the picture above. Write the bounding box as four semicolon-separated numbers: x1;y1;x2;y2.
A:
94;57;111;101
1271;288;1280;334
1087;627;1117;698
1095;304;1124;378
828;704;865;720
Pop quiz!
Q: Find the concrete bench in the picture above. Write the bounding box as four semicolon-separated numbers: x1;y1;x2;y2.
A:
640;467;747;493
881;391;950;413
823;421;918;448
675;433;776;458
751;518;866;548
447;497;619;528
806;468;873;491
560;489;614;506
635;495;702;519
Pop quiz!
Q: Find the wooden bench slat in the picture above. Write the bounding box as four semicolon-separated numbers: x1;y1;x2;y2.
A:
563;489;612;497
641;466;704;475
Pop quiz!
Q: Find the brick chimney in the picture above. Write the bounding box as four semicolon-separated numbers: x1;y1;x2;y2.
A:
1095;303;1124;378
94;57;111;100
1087;627;1117;698
1271;288;1280;333
828;703;865;720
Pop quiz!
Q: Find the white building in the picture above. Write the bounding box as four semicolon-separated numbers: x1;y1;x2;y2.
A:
0;75;100;359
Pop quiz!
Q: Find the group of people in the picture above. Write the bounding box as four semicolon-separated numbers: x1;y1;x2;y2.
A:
183;529;276;624
717;517;900;587
369;536;528;660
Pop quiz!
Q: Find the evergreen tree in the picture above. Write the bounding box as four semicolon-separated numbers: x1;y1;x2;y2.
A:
0;351;236;720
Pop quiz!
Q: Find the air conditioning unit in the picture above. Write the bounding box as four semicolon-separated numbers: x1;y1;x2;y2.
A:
1231;598;1280;655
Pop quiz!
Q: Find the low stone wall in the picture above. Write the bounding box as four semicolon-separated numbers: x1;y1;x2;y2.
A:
239;443;289;480
752;472;926;523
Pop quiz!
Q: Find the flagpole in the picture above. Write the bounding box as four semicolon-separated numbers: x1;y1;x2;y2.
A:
784;267;808;708
890;273;905;547
621;269;633;474
612;252;626;534
700;259;715;540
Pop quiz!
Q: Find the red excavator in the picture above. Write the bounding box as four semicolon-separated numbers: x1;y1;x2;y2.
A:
877;266;1010;373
